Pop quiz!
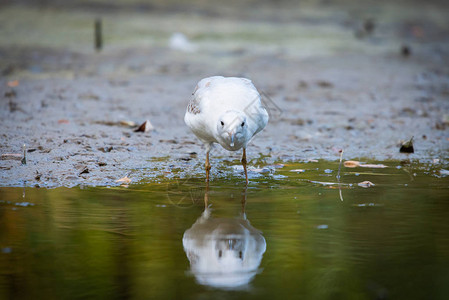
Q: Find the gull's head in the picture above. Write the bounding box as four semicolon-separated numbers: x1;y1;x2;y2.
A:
217;110;247;150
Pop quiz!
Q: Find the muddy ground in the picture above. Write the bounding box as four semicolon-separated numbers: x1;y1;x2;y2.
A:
1;0;448;187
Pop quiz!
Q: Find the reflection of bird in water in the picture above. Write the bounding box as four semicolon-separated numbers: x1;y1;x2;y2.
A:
182;187;266;289
184;76;269;185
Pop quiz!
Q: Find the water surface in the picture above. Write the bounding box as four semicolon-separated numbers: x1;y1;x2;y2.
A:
1;161;448;299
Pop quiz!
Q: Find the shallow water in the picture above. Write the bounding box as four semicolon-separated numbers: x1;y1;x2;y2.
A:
1;161;448;299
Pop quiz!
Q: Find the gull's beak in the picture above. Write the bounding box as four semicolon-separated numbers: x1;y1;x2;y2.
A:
229;132;235;147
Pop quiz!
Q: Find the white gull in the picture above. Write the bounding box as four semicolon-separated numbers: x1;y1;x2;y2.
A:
184;76;269;184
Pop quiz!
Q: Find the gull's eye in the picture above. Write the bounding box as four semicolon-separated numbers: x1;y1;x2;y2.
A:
220;121;224;126
241;122;245;127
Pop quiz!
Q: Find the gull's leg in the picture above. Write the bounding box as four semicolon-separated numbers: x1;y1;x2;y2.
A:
205;144;212;182
241;148;248;186
204;181;210;208
205;151;211;182
241;186;247;217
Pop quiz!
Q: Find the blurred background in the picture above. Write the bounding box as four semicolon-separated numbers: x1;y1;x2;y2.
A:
1;0;449;77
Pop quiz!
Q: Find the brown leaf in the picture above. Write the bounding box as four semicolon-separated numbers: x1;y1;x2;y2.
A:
116;176;131;184
135;120;154;132
358;181;375;188
58;119;70;124
1;153;22;160
344;160;360;168
316;80;333;88
120;120;137;127
98;146;113;153
7;80;19;87
159;139;178;144
4;90;17;98
399;137;414;153
79;167;89;175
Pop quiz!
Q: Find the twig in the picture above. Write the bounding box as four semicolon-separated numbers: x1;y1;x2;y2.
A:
337;149;344;201
94;18;102;52
337;149;343;180
21;144;27;165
